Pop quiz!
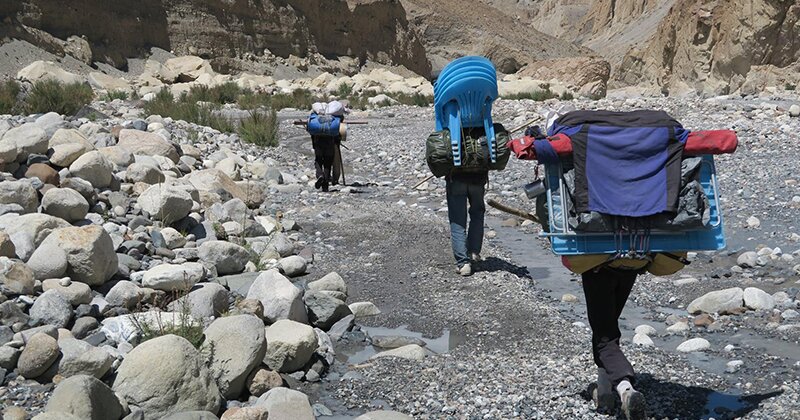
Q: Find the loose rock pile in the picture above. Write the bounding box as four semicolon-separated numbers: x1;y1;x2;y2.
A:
0;106;396;419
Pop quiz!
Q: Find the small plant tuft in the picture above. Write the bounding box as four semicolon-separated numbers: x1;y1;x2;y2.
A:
239;109;279;147
560;91;575;101
0;79;21;114
786;83;797;91
25;80;93;115
335;82;354;98
104;90;129;101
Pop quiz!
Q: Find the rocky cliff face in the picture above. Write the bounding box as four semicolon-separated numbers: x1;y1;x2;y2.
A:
616;0;800;95
400;0;594;75
0;0;430;76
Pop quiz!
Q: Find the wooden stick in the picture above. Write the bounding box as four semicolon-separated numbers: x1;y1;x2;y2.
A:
508;115;543;135
487;199;540;223
413;174;435;189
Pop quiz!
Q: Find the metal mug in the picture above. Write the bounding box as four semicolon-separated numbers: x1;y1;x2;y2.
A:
524;180;546;199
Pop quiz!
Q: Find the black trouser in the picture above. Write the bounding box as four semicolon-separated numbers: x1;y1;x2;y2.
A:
582;267;637;386
312;136;336;182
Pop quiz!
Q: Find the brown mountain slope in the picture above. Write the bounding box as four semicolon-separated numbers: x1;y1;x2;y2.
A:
400;0;595;74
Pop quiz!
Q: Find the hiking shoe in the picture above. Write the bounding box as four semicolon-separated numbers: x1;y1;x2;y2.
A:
314;177;324;189
457;263;472;276
592;368;616;413
321;180;329;192
621;389;647;420
469;252;483;262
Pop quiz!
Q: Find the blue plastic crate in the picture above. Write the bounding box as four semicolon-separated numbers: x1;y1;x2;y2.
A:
540;155;726;255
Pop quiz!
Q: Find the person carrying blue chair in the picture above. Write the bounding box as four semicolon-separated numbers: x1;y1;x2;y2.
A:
427;56;509;276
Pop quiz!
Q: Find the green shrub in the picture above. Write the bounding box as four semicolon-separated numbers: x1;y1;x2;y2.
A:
786;83;797;91
560;91;575;101
239;109;278;147
238;89;272;110
186;82;243;105
25;80;93;115
143;87;234;133
336;82;353;97
394;92;433;107
129;287;205;348
104;90;129;101
503;87;558;102
270;89;318;111
0;79;21;114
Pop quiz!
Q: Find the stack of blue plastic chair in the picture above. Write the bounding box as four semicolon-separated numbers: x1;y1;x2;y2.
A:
433;56;498;166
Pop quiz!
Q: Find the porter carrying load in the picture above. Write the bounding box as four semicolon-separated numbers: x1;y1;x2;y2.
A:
508;109;738;275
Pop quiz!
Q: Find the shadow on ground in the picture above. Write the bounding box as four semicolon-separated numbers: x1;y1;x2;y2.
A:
579;373;783;419
478;256;532;279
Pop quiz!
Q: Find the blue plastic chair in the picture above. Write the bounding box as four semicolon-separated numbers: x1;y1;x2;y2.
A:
434;57;498;166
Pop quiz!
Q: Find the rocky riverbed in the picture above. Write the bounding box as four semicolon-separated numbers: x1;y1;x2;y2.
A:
1;91;799;420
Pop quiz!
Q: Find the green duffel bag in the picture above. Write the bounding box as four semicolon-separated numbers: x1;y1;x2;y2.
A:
425;124;510;177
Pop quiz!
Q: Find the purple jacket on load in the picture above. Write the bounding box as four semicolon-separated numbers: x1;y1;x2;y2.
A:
548;110;690;218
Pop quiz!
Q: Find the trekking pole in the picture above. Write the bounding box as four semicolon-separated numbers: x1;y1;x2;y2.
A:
413;175;435;190
487;199;541;223
337;145;347;186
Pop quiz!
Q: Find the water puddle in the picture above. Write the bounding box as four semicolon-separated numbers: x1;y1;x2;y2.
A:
337;325;466;365
703;391;751;419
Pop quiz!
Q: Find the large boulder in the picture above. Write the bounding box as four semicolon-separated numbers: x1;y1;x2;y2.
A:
0;257;35;295
163;56;214;83
138;184;193;225
0;213;70;261
185;169;249;206
303;291;352;330
88;72;131;93
26;235;69;280
0;180;38;214
17;332;60;378
117;129;179;163
253;388;314;420
69;151;114;188
17;61;84;85
30;289;73;327
277;256;307;277
49;143;86;167
1;123;48;161
142;262;205;291
168;283;228;319
198;241;251;275
41;188;90;222
246;270;307;324
56;338;114;379
687;287;744;315
307;272;347;296
263;319;317;373
113;334;222;418
42;279;92;306
49;128;94;153
202;315;267;399
25;163;60;186
126;162;165;184
743;287;775;311
45;375;124;420
34;225;118;286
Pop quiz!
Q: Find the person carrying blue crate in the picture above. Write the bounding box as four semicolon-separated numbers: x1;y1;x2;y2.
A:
509;110;738;419
426;57;510;276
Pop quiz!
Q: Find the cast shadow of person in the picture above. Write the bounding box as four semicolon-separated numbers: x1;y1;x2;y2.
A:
477;256;532;280
580;372;783;419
